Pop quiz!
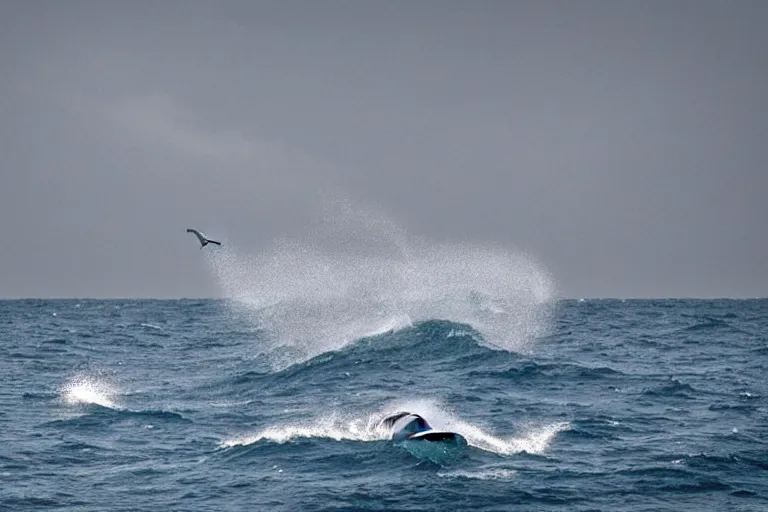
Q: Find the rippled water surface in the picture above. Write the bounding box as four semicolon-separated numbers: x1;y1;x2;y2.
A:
1;298;766;511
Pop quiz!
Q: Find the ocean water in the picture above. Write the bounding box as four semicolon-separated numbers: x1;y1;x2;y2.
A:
2;293;767;510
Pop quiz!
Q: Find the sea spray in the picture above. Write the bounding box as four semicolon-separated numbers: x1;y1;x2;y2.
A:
60;375;118;409
205;206;554;368
220;399;567;456
220;410;391;447
380;398;568;456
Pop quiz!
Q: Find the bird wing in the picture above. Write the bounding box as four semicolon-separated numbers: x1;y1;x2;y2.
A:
186;229;207;245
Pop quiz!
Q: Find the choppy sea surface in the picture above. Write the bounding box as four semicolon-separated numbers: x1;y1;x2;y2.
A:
1;297;767;511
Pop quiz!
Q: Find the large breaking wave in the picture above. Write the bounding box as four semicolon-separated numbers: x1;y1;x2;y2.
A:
205;204;554;367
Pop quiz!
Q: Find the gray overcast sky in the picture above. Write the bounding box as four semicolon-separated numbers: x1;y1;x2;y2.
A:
1;0;766;298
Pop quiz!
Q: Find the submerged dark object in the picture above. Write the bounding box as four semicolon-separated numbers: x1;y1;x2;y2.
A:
379;412;467;445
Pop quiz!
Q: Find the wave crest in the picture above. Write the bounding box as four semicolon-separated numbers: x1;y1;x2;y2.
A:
220;400;568;456
60;376;118;409
207;208;554;368
220;412;390;448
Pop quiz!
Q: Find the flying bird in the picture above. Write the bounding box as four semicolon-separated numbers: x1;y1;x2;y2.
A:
186;229;222;249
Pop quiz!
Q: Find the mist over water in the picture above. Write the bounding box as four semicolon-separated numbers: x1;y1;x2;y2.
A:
205;206;554;367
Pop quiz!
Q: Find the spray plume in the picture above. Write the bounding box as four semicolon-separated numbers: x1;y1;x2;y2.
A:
206;202;554;367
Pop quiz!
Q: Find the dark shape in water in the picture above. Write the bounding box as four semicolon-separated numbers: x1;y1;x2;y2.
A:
379;412;467;462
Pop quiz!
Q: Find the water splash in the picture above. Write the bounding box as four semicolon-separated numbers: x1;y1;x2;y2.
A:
220;399;567;456
60;376;118;409
454;419;569;455
206;204;554;368
220;411;389;447
381;398;568;456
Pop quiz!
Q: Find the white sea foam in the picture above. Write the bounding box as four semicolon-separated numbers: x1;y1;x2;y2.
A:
220;399;567;456
381;398;568;455
206;202;554;368
437;468;518;481
220;412;390;447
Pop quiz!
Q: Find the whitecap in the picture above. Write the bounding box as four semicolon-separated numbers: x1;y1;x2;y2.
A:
60;376;119;409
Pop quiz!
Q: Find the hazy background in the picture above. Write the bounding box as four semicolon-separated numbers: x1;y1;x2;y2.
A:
1;0;766;299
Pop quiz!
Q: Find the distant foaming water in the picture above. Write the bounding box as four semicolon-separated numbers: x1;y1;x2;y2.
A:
60;376;118;409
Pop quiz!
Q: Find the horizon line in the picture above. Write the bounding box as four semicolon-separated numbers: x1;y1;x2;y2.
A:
0;296;765;301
